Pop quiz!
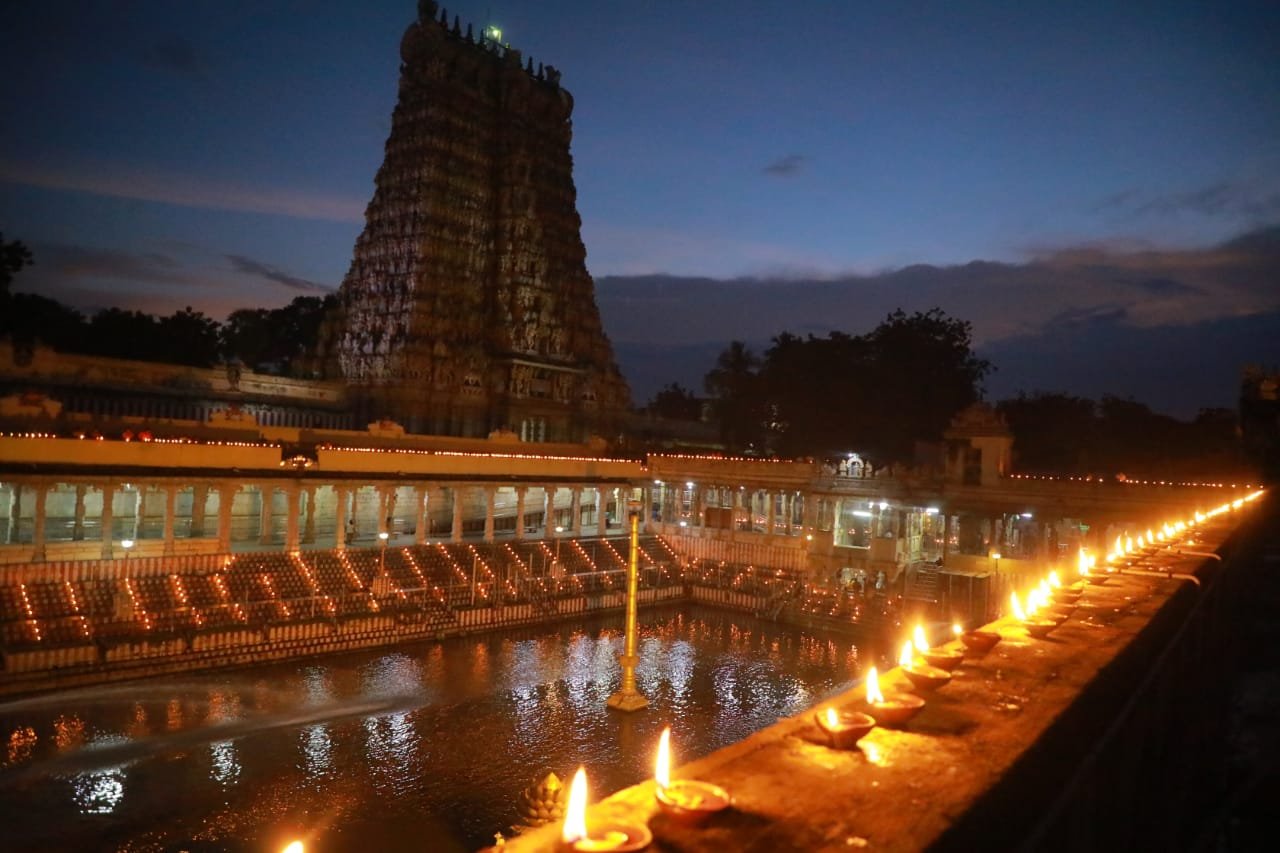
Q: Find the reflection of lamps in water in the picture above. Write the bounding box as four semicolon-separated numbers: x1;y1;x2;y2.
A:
121;538;134;571
378;530;389;573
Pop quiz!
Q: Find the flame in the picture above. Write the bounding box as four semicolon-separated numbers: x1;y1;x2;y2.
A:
866;667;885;704
825;707;839;729
655;727;671;789
1077;549;1090;576
899;640;914;667
563;766;588;843
1136;535;1145;549
952;623;963;638
1125;536;1133;553
1146;528;1154;542
1026;588;1042;616
1048;570;1062;588
1010;591;1027;621
1114;535;1123;555
282;843;304;853
913;625;929;653
1039;579;1051;600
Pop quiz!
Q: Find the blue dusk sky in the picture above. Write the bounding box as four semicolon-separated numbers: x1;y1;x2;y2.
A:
2;0;1278;415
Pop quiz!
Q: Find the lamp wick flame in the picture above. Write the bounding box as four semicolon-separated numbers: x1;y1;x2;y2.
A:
913;625;929;653
655;727;671;790
563;766;588;843
866;666;884;704
899;640;914;667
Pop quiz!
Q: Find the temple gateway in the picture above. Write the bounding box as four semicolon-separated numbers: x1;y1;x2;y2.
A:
315;0;630;442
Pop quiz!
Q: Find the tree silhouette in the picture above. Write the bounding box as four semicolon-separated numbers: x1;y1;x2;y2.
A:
0;232;34;297
704;341;763;452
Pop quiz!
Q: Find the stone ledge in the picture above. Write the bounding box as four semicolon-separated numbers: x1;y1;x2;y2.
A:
502;522;1243;852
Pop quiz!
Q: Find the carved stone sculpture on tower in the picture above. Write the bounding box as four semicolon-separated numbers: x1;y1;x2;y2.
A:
318;0;630;442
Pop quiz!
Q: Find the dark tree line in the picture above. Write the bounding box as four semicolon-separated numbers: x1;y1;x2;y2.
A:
0;235;333;374
998;393;1244;477
687;309;993;462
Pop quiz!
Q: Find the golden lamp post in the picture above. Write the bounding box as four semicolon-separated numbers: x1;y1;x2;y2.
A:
607;508;648;711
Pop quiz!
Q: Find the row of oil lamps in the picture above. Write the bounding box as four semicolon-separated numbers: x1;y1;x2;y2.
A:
275;491;1264;853
549;490;1268;850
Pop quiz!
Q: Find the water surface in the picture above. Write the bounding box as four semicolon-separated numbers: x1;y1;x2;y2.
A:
0;605;867;851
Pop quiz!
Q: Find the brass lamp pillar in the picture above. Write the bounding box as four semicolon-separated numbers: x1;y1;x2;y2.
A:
607;512;648;711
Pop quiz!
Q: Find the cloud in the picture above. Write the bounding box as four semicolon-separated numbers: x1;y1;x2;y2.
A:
1094;181;1280;224
138;35;209;76
600;230;1280;416
594;226;1280;348
226;255;333;293
762;154;807;177
30;244;189;286
0;162;366;223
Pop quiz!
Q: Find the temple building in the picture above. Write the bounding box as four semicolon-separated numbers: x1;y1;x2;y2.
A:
315;0;630;441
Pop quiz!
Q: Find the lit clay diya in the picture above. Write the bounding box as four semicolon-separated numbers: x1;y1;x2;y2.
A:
1086;572;1111;586
921;647;965;671
902;662;952;692
1024;619;1058;639
960;630;1001;653
564;823;653;852
655;780;732;825
1048;603;1076;622
867;693;925;727
1054;587;1083;605
815;708;876;750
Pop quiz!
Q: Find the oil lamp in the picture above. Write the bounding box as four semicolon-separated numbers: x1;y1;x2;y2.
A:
653;727;731;824
960;628;1001;653
814;705;876;750
1013;590;1057;639
561;766;652;852
899;640;952;692
913;623;963;671
863;666;924;727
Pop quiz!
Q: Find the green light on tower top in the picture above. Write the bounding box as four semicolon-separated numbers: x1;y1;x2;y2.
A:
484;24;502;44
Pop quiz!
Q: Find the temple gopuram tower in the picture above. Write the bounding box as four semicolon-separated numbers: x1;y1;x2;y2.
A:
321;0;630;441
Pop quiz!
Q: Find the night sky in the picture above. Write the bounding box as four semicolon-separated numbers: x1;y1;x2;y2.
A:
2;1;1277;416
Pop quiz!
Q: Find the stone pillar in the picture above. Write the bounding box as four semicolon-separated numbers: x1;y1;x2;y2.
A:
942;512;952;562
301;485;317;544
483;486;497;543
571;487;583;537
285;484;302;551
31;482;49;562
162;484;177;555
3;484;18;544
543;487;555;535
596;487;607;537
72;484;87;541
335;485;350;549
100;483;116;559
451;486;465;543
131;486;143;539
190;484;208;539
258;484;274;546
515;486;528;541
766;491;776;536
381;485;398;538
217;485;235;553
419;486;438;544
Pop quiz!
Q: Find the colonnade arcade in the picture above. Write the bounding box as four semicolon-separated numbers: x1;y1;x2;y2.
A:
0;479;639;563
